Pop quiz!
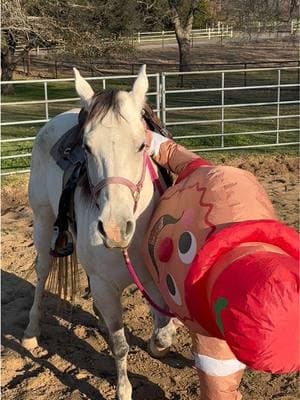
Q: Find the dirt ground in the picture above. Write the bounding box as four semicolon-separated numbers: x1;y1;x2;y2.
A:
13;36;299;80
137;36;299;67
1;154;299;400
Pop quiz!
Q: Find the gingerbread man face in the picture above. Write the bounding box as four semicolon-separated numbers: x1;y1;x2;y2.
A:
144;172;216;327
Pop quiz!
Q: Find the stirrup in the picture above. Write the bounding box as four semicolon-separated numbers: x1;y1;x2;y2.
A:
50;226;74;257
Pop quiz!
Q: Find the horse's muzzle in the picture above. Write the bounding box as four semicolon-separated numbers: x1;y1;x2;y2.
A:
98;219;135;249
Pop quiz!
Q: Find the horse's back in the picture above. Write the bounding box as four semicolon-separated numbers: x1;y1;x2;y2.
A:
33;108;80;155
29;108;80;213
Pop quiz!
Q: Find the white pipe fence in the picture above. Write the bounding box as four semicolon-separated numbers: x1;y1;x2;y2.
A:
161;66;299;152
291;20;300;34
1;66;299;175
134;26;233;45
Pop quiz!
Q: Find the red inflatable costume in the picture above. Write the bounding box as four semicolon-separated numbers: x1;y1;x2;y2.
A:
142;137;299;400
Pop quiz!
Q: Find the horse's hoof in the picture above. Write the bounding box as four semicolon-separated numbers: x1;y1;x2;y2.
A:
22;337;48;358
22;336;39;350
148;337;170;359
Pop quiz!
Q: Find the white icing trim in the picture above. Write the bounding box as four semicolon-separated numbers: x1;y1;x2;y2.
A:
194;353;246;376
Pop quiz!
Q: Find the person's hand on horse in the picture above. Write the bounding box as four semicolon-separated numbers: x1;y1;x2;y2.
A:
146;130;169;157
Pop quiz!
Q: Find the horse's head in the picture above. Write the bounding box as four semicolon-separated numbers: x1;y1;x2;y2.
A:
74;65;151;248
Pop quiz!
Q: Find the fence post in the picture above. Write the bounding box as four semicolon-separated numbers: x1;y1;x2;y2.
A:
44;81;49;121
138;32;141;44
276;69;281;144
54;61;58;79
230;28;233;38
291;21;294;34
244;63;247;86
221;72;225;148
23;56;26;73
218;21;221;34
162;30;165;48
208;27;211;40
161;73;166;128
26;50;31;75
102;79;106;90
156;73;161;120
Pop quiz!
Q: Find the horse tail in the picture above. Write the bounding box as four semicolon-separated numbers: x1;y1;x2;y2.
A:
46;252;79;302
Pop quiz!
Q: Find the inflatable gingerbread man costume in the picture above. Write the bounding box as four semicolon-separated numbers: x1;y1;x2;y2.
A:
142;134;299;400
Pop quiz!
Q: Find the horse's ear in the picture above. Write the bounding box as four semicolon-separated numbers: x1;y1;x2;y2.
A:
131;64;148;110
73;68;94;109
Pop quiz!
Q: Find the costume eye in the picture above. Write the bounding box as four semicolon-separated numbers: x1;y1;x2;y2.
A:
138;143;145;152
178;231;197;264
166;273;182;305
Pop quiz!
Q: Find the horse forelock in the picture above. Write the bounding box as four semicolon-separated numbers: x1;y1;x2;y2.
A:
86;89;123;125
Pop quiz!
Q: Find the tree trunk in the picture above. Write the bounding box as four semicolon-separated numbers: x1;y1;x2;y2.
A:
1;31;17;95
177;34;192;72
168;0;198;73
1;50;16;94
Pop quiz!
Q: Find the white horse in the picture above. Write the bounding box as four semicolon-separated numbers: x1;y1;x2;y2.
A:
23;65;176;400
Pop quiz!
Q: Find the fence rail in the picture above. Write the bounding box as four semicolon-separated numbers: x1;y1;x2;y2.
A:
134;25;233;45
1;66;299;175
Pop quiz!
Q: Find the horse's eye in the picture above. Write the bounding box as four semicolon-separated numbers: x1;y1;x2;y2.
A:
138;143;145;152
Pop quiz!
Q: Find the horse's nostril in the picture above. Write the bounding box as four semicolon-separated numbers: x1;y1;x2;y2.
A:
98;220;106;237
125;221;134;238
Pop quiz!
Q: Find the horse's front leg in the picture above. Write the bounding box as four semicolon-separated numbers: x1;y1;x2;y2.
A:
144;281;177;358
90;274;132;400
23;205;55;352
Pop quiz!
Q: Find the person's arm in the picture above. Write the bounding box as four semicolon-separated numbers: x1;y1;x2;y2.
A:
148;131;211;175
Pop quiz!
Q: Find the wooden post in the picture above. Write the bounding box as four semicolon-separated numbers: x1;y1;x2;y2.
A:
55;60;58;79
26;50;31;75
244;63;247;86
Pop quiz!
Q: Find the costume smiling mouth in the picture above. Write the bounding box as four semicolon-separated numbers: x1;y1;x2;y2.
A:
148;214;181;276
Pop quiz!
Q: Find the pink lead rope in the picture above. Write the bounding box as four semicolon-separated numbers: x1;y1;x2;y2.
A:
122;153;176;317
123;248;175;317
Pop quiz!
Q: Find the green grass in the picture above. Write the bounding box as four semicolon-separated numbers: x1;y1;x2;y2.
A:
1;69;299;173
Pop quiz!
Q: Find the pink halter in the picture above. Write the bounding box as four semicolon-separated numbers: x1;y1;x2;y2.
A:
87;129;163;213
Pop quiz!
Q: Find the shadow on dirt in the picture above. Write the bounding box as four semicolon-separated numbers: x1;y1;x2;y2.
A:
1;270;190;399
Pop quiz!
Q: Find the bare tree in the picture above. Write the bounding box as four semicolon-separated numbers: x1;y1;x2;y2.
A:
168;0;203;72
1;0;136;91
1;0;57;93
210;0;300;32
